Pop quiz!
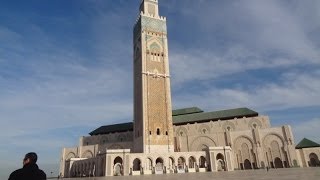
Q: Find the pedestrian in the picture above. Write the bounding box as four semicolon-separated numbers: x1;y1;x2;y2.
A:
8;152;47;180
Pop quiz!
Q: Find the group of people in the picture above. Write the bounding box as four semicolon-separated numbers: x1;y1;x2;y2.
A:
8;152;47;180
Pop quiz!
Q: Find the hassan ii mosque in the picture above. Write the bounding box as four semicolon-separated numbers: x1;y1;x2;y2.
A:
59;0;320;177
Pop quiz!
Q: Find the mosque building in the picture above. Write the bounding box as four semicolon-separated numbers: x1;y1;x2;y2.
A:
59;0;320;177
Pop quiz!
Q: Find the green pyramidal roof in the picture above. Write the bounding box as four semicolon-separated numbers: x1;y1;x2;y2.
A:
296;138;320;149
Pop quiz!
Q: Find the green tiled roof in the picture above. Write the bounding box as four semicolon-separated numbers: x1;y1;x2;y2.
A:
296;138;320;149
172;107;203;116
89;122;133;136
172;107;258;125
89;107;258;135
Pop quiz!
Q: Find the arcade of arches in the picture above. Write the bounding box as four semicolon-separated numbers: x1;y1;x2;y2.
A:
59;0;319;177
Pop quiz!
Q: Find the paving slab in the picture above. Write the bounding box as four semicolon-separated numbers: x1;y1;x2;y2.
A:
62;168;320;180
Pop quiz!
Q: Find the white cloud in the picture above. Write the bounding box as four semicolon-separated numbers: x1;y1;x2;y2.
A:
0;0;319;173
173;70;320;112
292;118;320;144
167;0;320;87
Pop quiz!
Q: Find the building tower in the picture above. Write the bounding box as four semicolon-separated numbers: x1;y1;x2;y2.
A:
133;0;174;153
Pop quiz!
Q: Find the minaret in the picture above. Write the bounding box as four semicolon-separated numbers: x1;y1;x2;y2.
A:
133;0;174;153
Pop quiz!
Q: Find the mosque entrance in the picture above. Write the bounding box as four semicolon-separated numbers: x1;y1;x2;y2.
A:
177;157;186;173
113;157;123;176
274;157;283;168
309;153;320;167
155;158;164;174
199;156;206;168
244;159;252;170
133;158;141;171
216;154;226;171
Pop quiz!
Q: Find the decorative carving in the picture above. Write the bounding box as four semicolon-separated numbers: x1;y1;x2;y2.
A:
248;118;262;129
190;136;217;151
142;71;170;78
141;16;167;33
66;152;76;160
198;124;211;134
176;127;188;137
82;150;93;158
222;121;236;131
263;133;284;148
149;42;161;51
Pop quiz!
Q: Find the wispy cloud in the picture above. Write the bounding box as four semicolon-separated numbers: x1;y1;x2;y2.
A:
0;1;319;178
172;69;320;111
0;2;135;174
292;118;320;144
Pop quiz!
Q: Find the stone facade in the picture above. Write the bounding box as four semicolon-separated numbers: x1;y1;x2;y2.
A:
296;147;320;167
60;114;307;177
133;0;174;154
59;0;319;178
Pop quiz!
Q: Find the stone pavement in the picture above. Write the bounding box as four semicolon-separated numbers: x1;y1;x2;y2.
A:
62;168;320;180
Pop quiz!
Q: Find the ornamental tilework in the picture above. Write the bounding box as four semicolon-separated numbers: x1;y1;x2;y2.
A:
141;16;167;33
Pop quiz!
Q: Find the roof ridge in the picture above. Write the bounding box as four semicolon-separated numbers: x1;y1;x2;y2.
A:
296;138;320;149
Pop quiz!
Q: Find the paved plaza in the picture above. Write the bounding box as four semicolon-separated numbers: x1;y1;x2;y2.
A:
63;168;320;180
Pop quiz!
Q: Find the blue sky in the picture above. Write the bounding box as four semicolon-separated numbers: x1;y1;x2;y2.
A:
1;0;320;178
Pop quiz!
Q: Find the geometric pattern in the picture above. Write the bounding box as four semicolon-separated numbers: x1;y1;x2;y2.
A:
141;16;167;33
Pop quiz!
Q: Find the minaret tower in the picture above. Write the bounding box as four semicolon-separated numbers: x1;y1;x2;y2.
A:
133;0;174;153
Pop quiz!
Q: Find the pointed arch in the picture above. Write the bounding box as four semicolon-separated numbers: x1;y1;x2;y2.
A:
190;136;216;151
150;42;161;51
82;150;93;158
66;152;76;160
309;153;320;167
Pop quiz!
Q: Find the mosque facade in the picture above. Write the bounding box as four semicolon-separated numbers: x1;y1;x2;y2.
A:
59;0;320;177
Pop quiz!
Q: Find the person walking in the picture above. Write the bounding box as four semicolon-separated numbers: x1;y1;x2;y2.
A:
8;152;47;180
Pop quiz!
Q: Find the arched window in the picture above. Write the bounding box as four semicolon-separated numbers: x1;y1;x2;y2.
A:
157;128;160;135
133;158;141;171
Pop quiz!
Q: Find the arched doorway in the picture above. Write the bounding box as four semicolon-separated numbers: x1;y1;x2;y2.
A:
189;156;196;169
199;156;206;168
216;153;225;171
113;156;123;176
244;159;252;170
133;158;141;171
177;157;186;173
274;157;283;168
198;144;209;151
155;158;164;174
146;158;153;171
309;153;319;167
